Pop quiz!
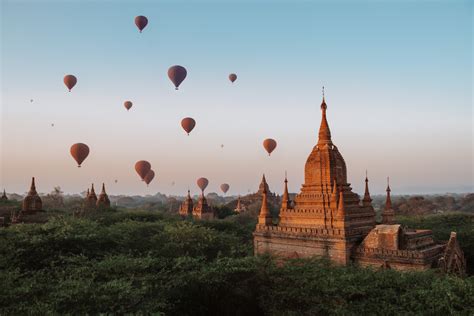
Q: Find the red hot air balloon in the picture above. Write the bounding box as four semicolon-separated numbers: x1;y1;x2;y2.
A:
181;117;196;135
263;138;277;156
135;16;148;33
229;73;237;83
220;183;230;194
197;177;209;193
168;65;187;90
70;143;90;167
124;101;133;111
144;170;155;186
135;160;151;181
64;75;77;92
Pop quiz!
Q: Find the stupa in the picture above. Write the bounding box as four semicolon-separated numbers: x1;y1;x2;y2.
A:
193;189;214;220
179;190;194;217
1;189;8;201
96;183;110;208
21;177;42;214
85;184;98;208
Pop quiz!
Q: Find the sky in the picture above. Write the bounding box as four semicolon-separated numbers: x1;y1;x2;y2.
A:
1;0;472;196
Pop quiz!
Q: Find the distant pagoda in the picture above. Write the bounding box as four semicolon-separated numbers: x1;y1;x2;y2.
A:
1;189;8;201
179;190;194;217
96;183;110;208
192;188;214;220
85;184;98;209
22;177;42;214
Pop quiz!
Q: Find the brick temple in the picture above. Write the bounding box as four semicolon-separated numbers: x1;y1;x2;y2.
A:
253;92;466;275
178;189;214;220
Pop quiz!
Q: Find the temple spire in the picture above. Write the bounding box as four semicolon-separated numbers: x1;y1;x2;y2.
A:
258;183;273;225
362;170;372;206
382;177;395;224
29;177;37;194
101;183;106;194
281;172;290;209
1;189;7;201
385;177;392;210
318;86;332;146
91;183;96;195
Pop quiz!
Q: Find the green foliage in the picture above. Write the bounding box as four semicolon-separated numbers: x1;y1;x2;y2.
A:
0;210;473;315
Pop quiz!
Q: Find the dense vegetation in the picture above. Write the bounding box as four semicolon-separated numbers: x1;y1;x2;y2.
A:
0;208;473;315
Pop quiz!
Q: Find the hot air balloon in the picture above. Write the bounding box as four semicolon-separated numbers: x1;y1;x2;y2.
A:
63;75;77;92
220;183;230;194
171;181;175;186
135;160;151;181
168;65;187;90
181;117;196;135
197;177;209;193
114;179;118;183
221;144;224;148
124;101;133;111
229;73;237;83
263;138;277;156
70;143;89;167
135;15;148;33
144;170;155;186
30;99;34;103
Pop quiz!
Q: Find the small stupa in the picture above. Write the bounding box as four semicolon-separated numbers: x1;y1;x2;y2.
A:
96;183;110;208
1;189;8;201
193;188;214;220
22;177;42;214
179;190;194;217
85;184;98;208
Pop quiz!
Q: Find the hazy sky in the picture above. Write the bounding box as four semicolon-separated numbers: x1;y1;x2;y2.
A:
1;0;472;196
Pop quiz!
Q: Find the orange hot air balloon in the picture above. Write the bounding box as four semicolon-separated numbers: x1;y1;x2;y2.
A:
70;143;90;167
181;117;196;135
64;75;77;92
144;169;155;186
263;138;277;156
135;16;148;33
124;101;133;111
220;183;230;194
229;73;237;83
168;65;187;90
197;177;209;192
135;160;151;181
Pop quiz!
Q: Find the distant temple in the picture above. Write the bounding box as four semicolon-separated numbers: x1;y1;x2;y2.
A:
178;188;214;220
256;174;273;196
179;190;194;217
85;184;98;209
96;183;110;208
253;91;466;275
234;196;246;213
83;183;110;209
22;177;42;214
1;189;8;201
192;190;214;220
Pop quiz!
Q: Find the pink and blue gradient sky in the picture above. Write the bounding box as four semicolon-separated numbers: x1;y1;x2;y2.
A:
1;0;472;196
